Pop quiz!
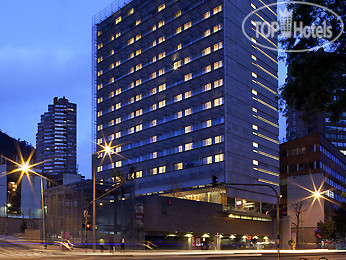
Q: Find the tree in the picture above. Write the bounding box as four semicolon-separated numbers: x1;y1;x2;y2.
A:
279;0;346;122
315;219;336;244
291;202;303;247
334;203;346;241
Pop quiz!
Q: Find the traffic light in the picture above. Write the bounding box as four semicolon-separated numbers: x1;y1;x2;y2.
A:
86;223;92;231
212;175;218;187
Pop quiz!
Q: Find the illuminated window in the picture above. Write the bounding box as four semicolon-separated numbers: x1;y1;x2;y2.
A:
158;3;165;12
215;153;224;162
184;22;192;30
184;73;192;81
110;49;114;55
205;65;212;73
206;120;212;127
185;108;192;116
152;152;157;159
110;35;115;41
158;20;165;28
152;56;157;62
97;43;103;49
204;83;212;91
128;8;134;15
177;43;182;50
213;5;222;14
97;111;102;117
204;29;211;37
253;142;258;148
151;104;157;111
109;77;114;84
115;146;121;153
174;94;183;102
251;37;257;43
97;138;103;144
136;109;143;116
115;117;121;124
252;55;257;61
136;79;141;86
116;161;122;167
204;138;212;146
97;70;103;76
97;84;103;90
204;11;210;19
158;52;166;59
215;136;222;143
251;20;256;27
178;145;183;153
204;101;212;109
130;67;134;73
175;163;183;170
97;124;103;131
97;166;103;172
159;83;166;92
175;10;181;17
97;97;103;103
252;72;258;78
185;143;193;151
136;124;142;132
173;60;181;70
129;127;134;134
214;97;223;106
130;97;135;103
136;171;142;178
115;16;122;24
128;38;134;45
151;72;157;79
136;19;141;25
185;91;191;98
214;42;223;51
205;156;213;164
152;24;157;31
151;88;157;95
158;36;165;43
97;56;103;63
152;40;157;47
159;166;166;173
136;49;141;55
116;132;121;138
214;60;223;69
116;32;121;38
152;168;157;175
251;3;257;9
136;94;142;101
252;89;258;95
253;160;259;165
97;30;102;36
252;107;258;113
151;120;157;127
115;103;121;110
176;111;183;118
176;27;182;34
136;34;141;40
109;91;115;98
184;57;191;64
130;112;135;119
110;63;114;69
158;69;165;76
202;47;211;56
213;24;221;32
116;60;121;66
158;100;166;108
115;88;121;95
129;52;135;59
185;126;192;133
214;79;223;88
151;136;157;142
252;124;258;130
136;64;142;71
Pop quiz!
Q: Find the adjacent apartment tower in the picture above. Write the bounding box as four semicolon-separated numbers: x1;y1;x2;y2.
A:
94;0;279;208
36;97;77;176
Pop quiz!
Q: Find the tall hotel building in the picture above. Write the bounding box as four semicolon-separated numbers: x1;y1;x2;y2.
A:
94;0;279;208
36;97;77;176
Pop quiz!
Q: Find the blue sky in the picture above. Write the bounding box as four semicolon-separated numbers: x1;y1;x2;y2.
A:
0;0;286;180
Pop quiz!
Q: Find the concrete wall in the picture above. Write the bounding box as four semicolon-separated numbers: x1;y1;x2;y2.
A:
0;217;40;235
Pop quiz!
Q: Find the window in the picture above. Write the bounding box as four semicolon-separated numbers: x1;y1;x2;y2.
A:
158;3;165;12
204;101;212;109
175;10;181;17
97;111;102;117
136;19;141;25
159;166;166;173
97;43;103;49
251;37;257;43
97;31;102;36
116;60;121;66
215;136;222;143
184;57;191;64
253;160;259;165
176;27;182;34
252;124;258;130
152;40;157;47
136;79;141;86
185;143;193;151
176;111;183;118
204;83;212;91
177;43;182;50
173;60;181;70
116;132;121;138
109;77;114;84
97;70;103;76
136;64;142;71
252;107;258;113
184;73;192;81
175;94;183;102
204;29;211;37
152;168;157;175
253;142;258;148
213;24;221;32
128;8;134;15
185;126;192;133
136;94;142;101
214;79;223;88
97;124;103;131
151;72;157;79
204;138;212;146
151;120;157;127
214;60;223;69
97;56;103;63
136;124;142;132
251;3;257;9
110;35;115;41
204;11;211;19
151;104;157;111
115;88;121;95
202;47;211;56
97;166;103;172
136;34;141;40
158;36;165;43
110;49;115;55
136;171;142;178
158;20;165;28
129;127;134;134
115;117;121;124
252;72;258;78
158;52;166;59
128;38;134;45
159;83;166;92
136;109;142;116
251;20;256;27
110;63;114;69
115;146;121;153
205;156;213;164
136;49;141;55
152;24;157;31
184;22;192;30
215;153;224;162
129;52;135;59
151;87;157;94
185;91;191;98
214;42;223;51
152;56;157;62
152;152;157;159
185;108;192;116
151;136;157;142
252;89;258;95
97;97;103;103
115;103;121;109
116;32;121;38
115;16;122;24
97;84;103;90
159;100;166;108
130;97;134;103
205;65;212;73
206;120;212;127
175;163;183;170
116;161;122;167
252;55;257;61
177;145;183;153
214;97;223;106
213;5;222;14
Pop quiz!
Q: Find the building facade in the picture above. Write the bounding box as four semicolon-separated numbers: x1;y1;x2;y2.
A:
280;133;346;245
36;97;77;176
94;0;279;212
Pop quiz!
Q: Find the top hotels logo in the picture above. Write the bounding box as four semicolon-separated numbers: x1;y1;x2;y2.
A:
242;1;344;53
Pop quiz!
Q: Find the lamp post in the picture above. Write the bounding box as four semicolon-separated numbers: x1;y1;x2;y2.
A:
4;203;11;240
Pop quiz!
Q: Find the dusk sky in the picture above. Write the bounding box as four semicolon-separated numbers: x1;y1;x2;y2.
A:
0;0;286;180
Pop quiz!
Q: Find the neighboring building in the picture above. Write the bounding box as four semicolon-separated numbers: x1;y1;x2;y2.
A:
36;97;77;177
286;108;346;155
93;0;279;221
280;133;346;246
